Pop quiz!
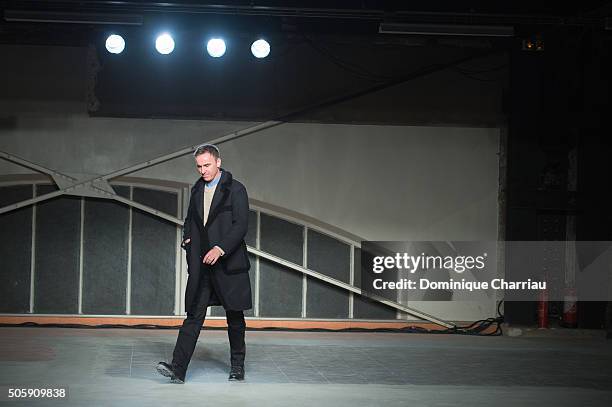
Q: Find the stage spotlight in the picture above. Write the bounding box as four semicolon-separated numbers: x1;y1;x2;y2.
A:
251;39;270;58
105;34;125;54
155;33;175;55
206;38;226;58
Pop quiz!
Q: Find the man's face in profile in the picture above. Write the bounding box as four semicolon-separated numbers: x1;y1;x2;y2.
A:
195;152;221;182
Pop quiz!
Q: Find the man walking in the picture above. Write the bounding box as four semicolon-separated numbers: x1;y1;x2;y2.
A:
157;143;252;383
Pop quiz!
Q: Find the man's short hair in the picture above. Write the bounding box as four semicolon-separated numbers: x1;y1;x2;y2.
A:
193;143;220;159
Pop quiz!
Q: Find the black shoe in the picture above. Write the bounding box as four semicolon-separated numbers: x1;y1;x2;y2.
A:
228;365;245;381
156;361;185;384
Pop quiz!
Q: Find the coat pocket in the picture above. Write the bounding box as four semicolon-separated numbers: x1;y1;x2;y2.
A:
222;242;250;274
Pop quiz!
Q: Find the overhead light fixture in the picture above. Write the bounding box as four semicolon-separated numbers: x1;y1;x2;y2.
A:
379;22;514;37
251;39;270;58
206;38;226;58
4;10;143;25
105;34;125;54
155;33;175;55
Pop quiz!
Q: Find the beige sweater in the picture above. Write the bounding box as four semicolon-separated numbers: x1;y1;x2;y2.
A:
203;183;218;226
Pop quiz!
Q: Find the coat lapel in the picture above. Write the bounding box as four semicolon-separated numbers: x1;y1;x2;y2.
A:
193;179;204;225
206;170;232;227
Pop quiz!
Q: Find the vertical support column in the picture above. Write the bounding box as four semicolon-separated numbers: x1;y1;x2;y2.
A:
301;226;308;318
29;184;36;314
179;185;190;316
78;197;84;314
254;210;261;317
349;244;355;319
174;189;183;316
126;186;133;315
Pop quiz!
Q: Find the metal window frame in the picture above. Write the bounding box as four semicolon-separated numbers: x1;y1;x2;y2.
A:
1;140;457;329
1;176;454;328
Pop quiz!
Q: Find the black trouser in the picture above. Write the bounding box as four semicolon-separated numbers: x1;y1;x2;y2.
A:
171;268;246;378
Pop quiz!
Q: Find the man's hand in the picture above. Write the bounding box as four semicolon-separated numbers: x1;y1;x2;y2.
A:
203;246;223;265
181;238;191;249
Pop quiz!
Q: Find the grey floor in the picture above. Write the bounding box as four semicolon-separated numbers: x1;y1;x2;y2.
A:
1;327;611;406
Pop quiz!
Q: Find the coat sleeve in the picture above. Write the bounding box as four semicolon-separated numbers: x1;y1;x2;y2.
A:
218;185;249;255
182;189;194;244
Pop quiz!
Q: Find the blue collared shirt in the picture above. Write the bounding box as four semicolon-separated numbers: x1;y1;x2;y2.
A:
205;171;222;189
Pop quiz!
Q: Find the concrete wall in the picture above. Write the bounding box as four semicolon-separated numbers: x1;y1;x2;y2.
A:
0;44;502;322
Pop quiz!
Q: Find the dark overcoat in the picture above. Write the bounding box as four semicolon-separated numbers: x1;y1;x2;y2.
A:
182;169;252;314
